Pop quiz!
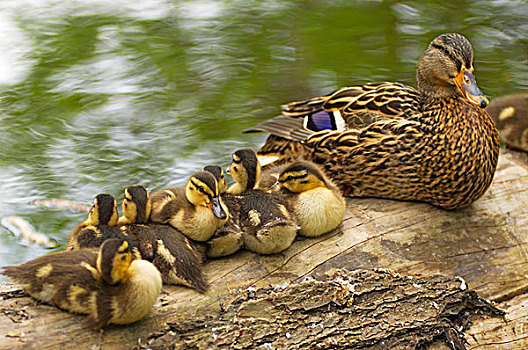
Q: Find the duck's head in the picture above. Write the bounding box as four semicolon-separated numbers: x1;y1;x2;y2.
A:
186;171;228;220
228;149;261;191
97;238;133;285
417;33;488;108
87;194;119;226
122;185;151;224
203;165;228;194
278;161;329;193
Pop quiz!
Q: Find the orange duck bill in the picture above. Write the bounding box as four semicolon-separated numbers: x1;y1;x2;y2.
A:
454;67;489;108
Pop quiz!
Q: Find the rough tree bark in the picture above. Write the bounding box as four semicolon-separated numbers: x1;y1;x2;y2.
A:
1;149;527;349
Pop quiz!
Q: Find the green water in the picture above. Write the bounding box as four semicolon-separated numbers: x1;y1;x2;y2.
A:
0;0;527;268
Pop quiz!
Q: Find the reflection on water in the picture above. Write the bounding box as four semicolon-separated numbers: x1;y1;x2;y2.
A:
0;0;527;269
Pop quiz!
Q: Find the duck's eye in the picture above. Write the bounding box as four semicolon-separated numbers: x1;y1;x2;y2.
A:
463;75;470;84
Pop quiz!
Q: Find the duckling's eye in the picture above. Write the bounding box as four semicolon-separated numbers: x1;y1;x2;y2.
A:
233;166;238;172
121;255;127;261
287;175;294;181
463;75;470;84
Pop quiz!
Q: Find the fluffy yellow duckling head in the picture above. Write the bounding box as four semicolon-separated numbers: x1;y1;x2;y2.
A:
228;149;261;193
185;171;228;220
87;194;119;226
278;161;330;193
96;239;133;285
122;185;151;224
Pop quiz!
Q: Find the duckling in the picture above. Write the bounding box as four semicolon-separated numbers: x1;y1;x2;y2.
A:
203;165;244;258
227;149;261;195
486;93;528;152
278;161;346;237
66;194;129;251
119;185;208;292
2;238;162;328
149;171;228;242
227;149;277;193
228;149;299;255
203;165;228;194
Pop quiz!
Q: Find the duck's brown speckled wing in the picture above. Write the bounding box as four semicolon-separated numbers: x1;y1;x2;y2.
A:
248;82;422;160
284;82;420;121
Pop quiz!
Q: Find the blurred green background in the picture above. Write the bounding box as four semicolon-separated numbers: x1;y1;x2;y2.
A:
0;0;527;268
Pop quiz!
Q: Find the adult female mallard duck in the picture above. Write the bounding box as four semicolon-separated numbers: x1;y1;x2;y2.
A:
278;161;346;237
2;238;162;328
149;171;228;241
119;185;208;292
227;149;298;255
486;93;528;152
65;194;128;250
248;33;499;210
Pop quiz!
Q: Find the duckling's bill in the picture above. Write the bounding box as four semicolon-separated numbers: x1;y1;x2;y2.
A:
210;196;227;219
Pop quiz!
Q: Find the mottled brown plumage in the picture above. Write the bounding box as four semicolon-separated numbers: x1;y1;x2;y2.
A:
2;239;161;328
120;185;208;292
248;33;499;210
486;93;528;152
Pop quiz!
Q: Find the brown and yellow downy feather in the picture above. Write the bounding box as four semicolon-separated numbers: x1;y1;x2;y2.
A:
2;239;161;328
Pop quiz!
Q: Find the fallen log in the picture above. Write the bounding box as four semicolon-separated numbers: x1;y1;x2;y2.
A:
1;149;527;349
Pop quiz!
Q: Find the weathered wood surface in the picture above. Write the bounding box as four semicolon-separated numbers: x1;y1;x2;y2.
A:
140;269;504;350
1;149;528;349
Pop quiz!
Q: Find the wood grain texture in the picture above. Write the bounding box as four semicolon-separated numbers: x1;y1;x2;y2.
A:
1;149;527;349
